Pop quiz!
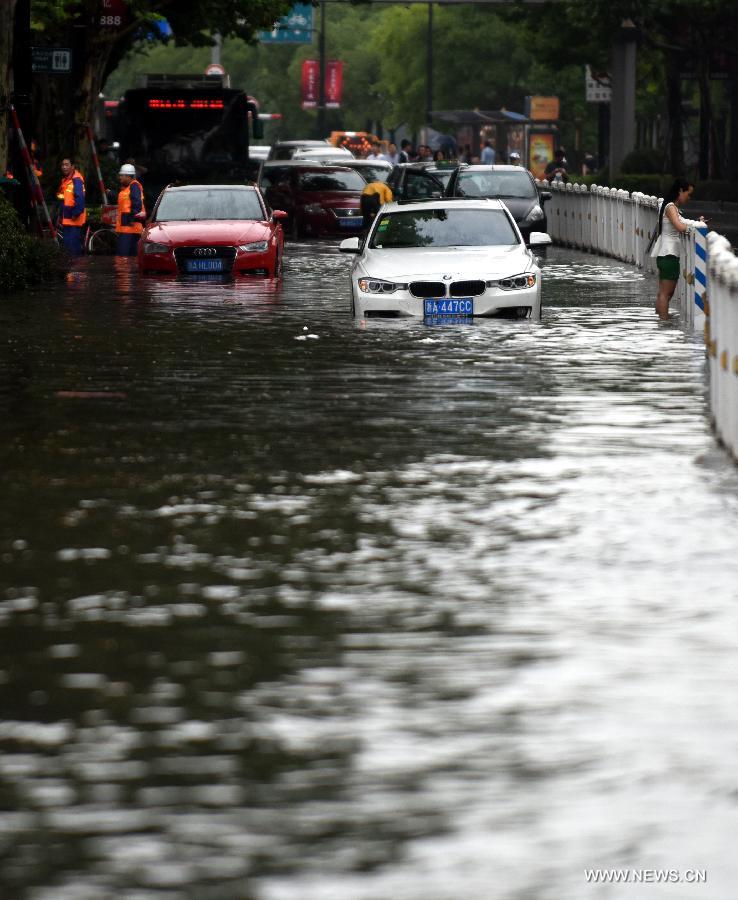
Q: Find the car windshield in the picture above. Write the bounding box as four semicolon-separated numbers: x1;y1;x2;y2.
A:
457;170;536;199
154;189;264;221
370;208;518;248
297;171;366;192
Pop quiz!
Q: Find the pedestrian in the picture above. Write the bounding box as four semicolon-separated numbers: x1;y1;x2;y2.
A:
509;151;522;166
481;141;496;165
651;177;706;320
115;163;146;257
56;157;86;257
582;152;597;177
543;148;568;182
382;141;400;165
399;139;413;163
360;180;393;232
366;141;383;160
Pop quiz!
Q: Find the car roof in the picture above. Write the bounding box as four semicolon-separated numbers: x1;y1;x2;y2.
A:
458;165;530;173
271;139;329;148
161;184;259;191
260;161;357;171
342;159;391;166
382;198;508;213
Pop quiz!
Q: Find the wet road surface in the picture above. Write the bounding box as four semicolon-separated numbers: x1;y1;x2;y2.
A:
1;243;737;899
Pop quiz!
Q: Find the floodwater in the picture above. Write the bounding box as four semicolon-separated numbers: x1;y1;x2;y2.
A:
1;244;737;900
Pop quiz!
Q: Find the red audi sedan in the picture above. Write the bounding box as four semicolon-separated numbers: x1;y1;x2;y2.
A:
138;184;287;277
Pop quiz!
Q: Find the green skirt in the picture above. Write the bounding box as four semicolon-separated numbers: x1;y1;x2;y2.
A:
657;255;680;280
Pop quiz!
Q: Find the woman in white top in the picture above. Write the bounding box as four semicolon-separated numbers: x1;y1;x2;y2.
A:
651;177;706;320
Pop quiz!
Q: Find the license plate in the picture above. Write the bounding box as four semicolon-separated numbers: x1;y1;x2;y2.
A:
185;259;224;272
338;217;363;228
424;298;474;316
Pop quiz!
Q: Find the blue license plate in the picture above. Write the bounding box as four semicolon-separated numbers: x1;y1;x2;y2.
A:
338;217;363;228
424;298;474;317
185;259;224;272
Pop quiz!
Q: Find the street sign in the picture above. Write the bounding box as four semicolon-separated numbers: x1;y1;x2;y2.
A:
260;2;313;44
31;47;72;74
585;66;612;102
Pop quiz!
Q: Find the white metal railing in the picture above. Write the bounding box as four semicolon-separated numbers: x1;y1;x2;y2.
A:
541;180;738;463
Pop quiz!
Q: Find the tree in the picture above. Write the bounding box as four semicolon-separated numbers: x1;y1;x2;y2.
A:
1;1;19;174
27;0;292;176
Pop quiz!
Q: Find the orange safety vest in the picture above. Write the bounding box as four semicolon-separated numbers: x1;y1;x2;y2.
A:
57;170;87;227
116;180;146;234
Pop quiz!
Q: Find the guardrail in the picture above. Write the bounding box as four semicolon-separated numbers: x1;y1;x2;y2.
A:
542;180;738;463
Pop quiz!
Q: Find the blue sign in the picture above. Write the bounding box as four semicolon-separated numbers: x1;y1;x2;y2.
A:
259;3;313;44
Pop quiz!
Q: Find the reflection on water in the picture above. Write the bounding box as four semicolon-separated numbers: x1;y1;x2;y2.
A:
1;245;737;899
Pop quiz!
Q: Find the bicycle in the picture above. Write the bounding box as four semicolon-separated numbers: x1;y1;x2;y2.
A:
86;204;118;255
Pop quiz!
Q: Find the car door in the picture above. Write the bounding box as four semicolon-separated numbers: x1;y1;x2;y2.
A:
260;166;294;218
395;168;445;201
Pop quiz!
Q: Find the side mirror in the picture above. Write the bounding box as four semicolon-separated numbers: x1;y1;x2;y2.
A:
539;191;552;202
528;231;552;246
272;209;288;220
339;237;361;253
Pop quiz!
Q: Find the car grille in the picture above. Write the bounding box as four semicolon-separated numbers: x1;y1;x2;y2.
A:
409;281;447;298
450;280;486;297
173;246;237;274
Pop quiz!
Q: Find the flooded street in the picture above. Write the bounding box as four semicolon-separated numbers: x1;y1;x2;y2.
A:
2;243;737;899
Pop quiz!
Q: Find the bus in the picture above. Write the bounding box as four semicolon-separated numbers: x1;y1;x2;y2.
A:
115;74;263;200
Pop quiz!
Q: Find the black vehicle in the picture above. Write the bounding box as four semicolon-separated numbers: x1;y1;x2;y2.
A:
444;164;551;243
115;74;263;201
385;163;451;202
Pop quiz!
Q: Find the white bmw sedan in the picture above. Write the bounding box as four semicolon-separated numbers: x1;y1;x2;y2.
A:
340;198;551;319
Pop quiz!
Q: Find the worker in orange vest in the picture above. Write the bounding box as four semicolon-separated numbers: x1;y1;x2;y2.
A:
57;157;86;256
116;162;146;256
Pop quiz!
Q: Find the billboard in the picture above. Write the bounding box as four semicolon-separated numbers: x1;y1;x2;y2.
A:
301;59;319;109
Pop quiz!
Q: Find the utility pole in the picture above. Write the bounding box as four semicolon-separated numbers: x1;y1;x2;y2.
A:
609;19;637;176
317;1;326;139
426;2;433;127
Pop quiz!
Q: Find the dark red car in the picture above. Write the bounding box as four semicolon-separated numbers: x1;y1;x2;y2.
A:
138;184;286;277
258;162;366;238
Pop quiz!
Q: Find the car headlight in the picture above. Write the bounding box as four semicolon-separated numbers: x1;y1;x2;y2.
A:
488;273;537;290
143;241;170;254
301;204;324;214
357;278;407;294
238;241;269;252
520;205;544;225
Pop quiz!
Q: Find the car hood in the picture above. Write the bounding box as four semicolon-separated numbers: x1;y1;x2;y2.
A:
144;220;272;245
359;245;532;280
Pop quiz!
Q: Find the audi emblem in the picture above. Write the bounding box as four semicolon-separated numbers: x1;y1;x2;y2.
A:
194;247;217;257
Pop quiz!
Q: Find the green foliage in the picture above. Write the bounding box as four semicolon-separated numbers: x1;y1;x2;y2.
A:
0;195;67;294
620;147;667;174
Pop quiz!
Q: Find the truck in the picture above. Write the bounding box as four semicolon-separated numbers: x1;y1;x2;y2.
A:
114;74;263;201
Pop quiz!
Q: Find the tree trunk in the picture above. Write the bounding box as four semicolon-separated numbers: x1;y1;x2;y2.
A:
665;49;684;175
0;0;17;174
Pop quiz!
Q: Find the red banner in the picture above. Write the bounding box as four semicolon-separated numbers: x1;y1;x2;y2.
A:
301;59;319;109
325;60;343;109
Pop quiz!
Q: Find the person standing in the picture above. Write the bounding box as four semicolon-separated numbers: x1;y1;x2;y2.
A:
509;151;522;166
360;180;393;232
399;139;413;163
481;141;496;165
56;157;86;256
651;177;706;320
382;142;400;165
116;163;146;256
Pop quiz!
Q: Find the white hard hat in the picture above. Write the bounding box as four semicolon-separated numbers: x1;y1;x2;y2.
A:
119;163;136;176
509;151;521;159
